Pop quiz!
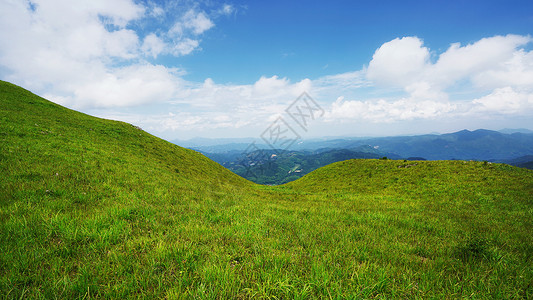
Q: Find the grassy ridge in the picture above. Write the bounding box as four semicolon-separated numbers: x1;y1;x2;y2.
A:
1;81;532;298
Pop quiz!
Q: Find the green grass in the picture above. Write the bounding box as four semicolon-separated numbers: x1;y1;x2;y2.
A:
1;80;532;298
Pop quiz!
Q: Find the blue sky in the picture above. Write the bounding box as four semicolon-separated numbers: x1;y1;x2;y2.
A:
176;0;533;84
1;0;532;140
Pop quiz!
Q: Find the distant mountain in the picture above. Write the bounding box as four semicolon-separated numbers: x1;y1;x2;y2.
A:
313;129;533;161
180;129;533;161
187;129;533;183
203;146;400;185
190;142;260;153
498;128;533;134
184;129;533;162
518;161;533;169
355;129;533;160
500;155;533;170
172;137;261;148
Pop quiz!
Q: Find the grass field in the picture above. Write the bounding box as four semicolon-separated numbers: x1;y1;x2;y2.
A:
1;80;532;298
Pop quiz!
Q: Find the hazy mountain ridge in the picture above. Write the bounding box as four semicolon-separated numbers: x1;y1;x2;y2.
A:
185;129;533;161
191;129;533;184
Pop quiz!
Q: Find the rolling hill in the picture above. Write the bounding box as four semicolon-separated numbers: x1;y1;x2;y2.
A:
1;81;532;298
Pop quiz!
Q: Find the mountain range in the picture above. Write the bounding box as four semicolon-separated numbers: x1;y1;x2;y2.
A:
183;129;533;184
179;129;533;161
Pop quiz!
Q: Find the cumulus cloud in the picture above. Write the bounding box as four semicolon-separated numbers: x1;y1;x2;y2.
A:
332;34;533;123
253;76;290;96
170;10;214;36
171;76;313;112
141;33;166;58
327;97;456;122
170;38;200;56
471;87;533;114
367;37;430;87
72;64;182;108
366;34;532;91
471;47;533;89
0;0;223;108
432;35;532;89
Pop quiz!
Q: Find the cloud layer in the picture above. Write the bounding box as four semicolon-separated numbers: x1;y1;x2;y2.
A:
330;34;533;122
0;0;231;108
0;1;532;137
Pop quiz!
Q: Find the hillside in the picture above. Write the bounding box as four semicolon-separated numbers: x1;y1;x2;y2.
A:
1;81;532;298
287;159;533;196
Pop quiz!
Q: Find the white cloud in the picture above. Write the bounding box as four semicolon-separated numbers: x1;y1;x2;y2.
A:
314;71;366;90
171;76;313;112
220;4;235;16
366;34;533;92
432;35;532;89
253;76;290;96
43;63;183;108
471;47;533;89
141;33;166;58
352;34;533;123
149;5;165;18
471;87;533;114
327;97;456;122
185;10;215;35
367;36;430;87
93;74;316;135
0;0;224;108
70;64;182;108
169;9;214;36
404;82;448;102
170;38;200;56
85;37;533;135
163;9;217;56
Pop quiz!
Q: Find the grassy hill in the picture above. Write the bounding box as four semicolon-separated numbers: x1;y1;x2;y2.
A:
1;81;532;298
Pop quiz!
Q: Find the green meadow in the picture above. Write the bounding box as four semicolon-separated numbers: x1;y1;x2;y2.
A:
1;80;532;298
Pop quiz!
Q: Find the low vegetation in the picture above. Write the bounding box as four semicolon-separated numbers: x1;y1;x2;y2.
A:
1;81;532;298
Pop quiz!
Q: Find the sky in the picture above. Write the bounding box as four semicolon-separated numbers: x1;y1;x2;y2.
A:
1;0;533;141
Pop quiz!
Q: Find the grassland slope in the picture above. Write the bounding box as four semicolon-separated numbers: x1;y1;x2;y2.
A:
1;81;532;298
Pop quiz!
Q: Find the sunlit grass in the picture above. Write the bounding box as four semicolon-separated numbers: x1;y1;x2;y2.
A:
1;81;532;298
